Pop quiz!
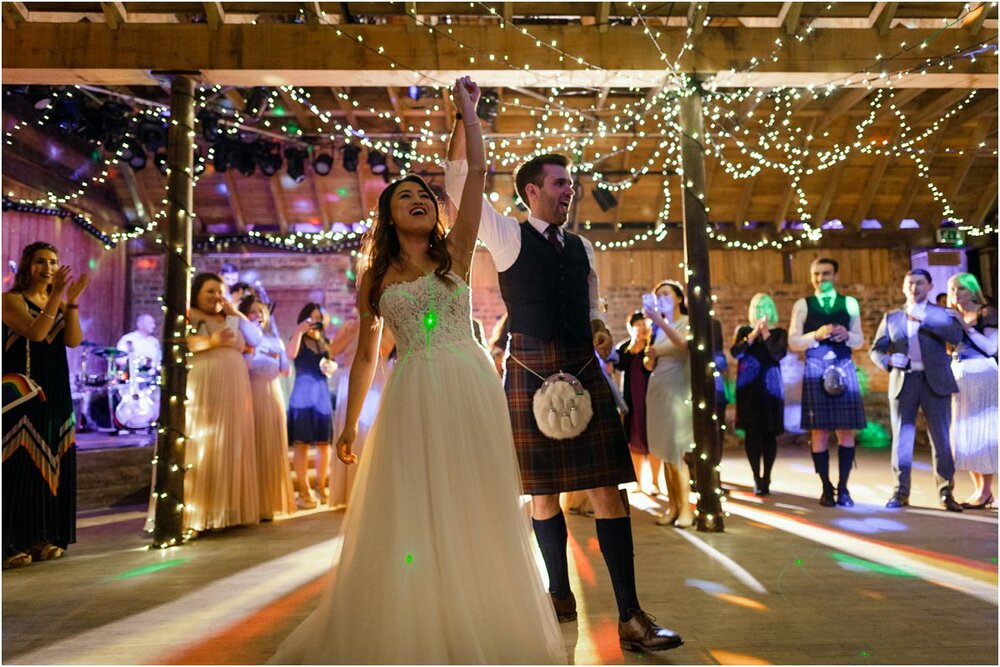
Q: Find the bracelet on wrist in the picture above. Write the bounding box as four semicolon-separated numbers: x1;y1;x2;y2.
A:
41;312;56;320
66;303;79;310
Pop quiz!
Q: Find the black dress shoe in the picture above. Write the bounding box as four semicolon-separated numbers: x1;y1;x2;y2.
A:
961;494;995;510
759;479;771;496
836;487;854;507
550;592;577;622
618;609;683;652
819;485;836;507
885;494;909;508
940;493;963;513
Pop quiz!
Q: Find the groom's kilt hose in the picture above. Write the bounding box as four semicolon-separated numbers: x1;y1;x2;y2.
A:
504;333;635;495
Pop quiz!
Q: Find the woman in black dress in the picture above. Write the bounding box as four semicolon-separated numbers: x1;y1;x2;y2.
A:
287;302;335;508
731;293;787;496
2;242;88;569
613;310;659;494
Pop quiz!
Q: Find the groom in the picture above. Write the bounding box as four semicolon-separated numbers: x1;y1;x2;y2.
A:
446;100;682;652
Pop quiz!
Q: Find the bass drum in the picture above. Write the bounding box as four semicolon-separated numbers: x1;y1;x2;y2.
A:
87;390;122;432
115;385;160;430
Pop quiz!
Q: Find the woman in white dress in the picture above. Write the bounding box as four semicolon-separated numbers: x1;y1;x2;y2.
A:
947;273;998;509
271;77;564;664
643;280;695;528
240;295;296;521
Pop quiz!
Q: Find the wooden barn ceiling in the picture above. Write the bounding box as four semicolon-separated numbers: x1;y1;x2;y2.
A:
2;2;998;250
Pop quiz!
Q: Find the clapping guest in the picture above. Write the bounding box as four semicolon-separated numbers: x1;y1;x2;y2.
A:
613;310;660;495
287;303;336;508
947;273;998;509
731;293;788;496
2;242;88;569
643;280;695;528
179;272;262;532
240;295;296;521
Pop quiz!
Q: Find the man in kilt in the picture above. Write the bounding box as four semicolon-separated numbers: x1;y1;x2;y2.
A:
789;257;866;507
446;109;682;652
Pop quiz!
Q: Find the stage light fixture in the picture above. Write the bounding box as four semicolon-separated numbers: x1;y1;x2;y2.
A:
138;119;167;151
285;147;307;183
313;153;333;176
255;141;282;176
591;187;618;212
52;98;81;132
212;138;234;173
342;144;360;172
198;109;222;142
237;143;256;177
476;91;499;123
367;149;387;174
129;145;148;170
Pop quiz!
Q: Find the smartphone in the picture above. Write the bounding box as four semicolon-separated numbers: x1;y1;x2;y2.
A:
225;315;240;333
641;293;657;311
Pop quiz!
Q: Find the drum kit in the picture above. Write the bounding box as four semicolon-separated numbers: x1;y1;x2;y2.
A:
74;342;160;432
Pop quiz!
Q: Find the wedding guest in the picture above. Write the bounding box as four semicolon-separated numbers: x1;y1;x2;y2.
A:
644;280;695;528
947;273;998;509
613;310;659;495
731;293;787;496
287;302;335;508
240;294;296;521
789;257;865;507
178;272;261;532
2;242;88;569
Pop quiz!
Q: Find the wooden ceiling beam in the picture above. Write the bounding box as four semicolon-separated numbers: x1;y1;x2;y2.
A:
278;89;320;134
204;2;225;30
385;86;408;132
907;89;970;127
688;3;709;37
596;2;611;33
812;127;853;226
303;2;322;31
4;24;994;88
311;175;330;232
268;178;289;235
872;2;898;36
947;116;995;201
224;171;247;233
780;2;803;36
330;87;361;128
2;2;28;29
814;88;870;135
966;2;990;35
890;119;950;230
733;175;756;226
101;2;127;30
849;127;901;230
970;172;998;226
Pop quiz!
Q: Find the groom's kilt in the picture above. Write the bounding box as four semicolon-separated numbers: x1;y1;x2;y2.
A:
504;333;635;495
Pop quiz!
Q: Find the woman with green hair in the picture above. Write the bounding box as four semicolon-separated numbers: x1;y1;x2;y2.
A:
731;293;788;496
947;273;997;509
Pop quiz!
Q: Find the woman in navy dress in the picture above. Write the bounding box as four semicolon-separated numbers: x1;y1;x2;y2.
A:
287;302;335;508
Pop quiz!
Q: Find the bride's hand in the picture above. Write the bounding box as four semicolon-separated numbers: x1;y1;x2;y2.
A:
336;425;359;465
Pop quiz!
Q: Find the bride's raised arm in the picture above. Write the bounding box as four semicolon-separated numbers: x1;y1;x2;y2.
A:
335;270;382;465
445;76;486;281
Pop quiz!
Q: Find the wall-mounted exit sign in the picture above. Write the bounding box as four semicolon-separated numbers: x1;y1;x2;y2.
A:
936;228;966;246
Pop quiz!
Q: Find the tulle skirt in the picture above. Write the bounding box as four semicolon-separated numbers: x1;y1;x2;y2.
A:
249;376;296;519
951;357;999;474
327;364;387;507
182;347;259;531
271;341;565;664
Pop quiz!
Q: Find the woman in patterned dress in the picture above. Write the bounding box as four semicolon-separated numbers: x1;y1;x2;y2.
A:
2;242;88;569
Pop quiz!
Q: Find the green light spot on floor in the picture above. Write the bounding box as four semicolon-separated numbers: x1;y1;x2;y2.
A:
794;559;802;566
406;553;413;565
337;187;349;197
111;558;190;580
861;650;869;657
830;552;915;577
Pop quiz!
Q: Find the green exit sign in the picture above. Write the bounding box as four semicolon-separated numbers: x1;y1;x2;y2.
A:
936;228;965;246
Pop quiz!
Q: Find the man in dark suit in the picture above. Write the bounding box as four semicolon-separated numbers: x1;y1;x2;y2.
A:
446;95;682;652
870;269;965;511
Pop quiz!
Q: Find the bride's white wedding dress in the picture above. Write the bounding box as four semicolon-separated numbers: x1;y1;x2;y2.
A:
272;272;565;664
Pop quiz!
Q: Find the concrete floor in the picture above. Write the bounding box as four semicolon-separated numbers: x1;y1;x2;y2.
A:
3;444;996;665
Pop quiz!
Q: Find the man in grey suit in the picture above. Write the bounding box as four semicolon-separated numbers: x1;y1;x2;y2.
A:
870;269;965;511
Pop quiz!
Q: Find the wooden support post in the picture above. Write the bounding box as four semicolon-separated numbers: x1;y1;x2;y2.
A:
596;2;610;32
151;74;196;548
678;80;724;533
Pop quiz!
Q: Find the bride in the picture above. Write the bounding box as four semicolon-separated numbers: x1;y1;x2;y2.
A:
271;77;565;664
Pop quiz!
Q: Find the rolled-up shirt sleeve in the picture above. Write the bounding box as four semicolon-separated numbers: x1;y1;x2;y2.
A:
845;296;864;349
443;158;521;271
579;235;605;325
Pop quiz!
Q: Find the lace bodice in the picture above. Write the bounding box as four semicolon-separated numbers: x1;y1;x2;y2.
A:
379;273;475;359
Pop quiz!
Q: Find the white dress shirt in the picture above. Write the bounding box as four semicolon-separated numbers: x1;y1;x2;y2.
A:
905;301;926;371
444;159;606;325
788;291;864;353
116;332;162;367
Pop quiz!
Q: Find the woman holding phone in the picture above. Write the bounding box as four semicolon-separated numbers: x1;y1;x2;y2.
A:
286;302;336;508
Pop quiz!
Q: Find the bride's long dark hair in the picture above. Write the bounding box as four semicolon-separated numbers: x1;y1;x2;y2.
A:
362;175;452;318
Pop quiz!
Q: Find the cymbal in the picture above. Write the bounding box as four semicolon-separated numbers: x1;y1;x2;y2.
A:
94;347;127;357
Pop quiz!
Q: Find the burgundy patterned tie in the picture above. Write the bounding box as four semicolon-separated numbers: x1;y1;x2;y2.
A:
545;224;563;253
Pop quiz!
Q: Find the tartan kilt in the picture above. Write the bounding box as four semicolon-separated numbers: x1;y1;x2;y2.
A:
801;355;867;431
504;333;635;495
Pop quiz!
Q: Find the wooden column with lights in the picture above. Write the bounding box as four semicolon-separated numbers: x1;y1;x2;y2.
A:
151;74;196;547
678;77;724;533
